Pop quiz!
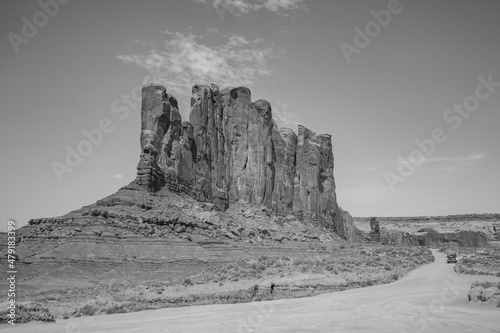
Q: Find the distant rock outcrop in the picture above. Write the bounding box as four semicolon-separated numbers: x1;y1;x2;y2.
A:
135;83;358;240
377;228;488;247
357;215;492;247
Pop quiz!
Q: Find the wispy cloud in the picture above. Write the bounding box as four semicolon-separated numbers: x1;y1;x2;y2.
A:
117;30;281;94
348;161;397;172
350;153;486;173
426;153;485;163
112;173;124;179
433;153;486;173
193;0;309;16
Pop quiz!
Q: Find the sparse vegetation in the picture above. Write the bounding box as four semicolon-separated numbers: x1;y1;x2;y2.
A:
471;280;498;289
106;305;127;315
10;244;434;322
455;250;500;276
79;304;97;316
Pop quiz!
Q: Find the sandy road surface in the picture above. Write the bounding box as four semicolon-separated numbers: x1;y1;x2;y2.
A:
4;250;500;333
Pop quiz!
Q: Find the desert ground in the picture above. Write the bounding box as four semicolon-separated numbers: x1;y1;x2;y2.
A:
4;250;499;333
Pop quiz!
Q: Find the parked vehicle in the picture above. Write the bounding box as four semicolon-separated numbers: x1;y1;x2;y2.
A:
446;252;458;263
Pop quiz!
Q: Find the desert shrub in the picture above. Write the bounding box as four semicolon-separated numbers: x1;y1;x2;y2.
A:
294;257;304;265
106;305;127;315
79;305;97;316
312;266;322;274
45;294;60;301
472;280;496;289
130;304;154;312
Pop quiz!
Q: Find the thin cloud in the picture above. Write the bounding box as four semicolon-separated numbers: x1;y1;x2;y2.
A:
348;161;397;172
351;153;485;173
117;30;280;94
193;0;310;16
434;153;486;173
112;173;124;179
426;153;485;163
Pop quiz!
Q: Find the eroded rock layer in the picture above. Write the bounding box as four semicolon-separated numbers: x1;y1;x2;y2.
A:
135;83;357;240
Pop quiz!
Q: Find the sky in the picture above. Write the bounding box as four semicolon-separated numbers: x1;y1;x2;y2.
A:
1;0;499;231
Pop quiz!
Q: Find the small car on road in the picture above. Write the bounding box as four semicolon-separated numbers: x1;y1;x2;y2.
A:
446;252;458;263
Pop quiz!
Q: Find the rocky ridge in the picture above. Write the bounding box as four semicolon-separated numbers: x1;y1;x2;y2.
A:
355;216;496;248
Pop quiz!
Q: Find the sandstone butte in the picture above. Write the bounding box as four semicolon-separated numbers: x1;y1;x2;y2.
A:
19;83;490;252
135;83;358;240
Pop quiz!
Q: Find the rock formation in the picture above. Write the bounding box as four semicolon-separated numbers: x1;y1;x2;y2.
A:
376;228;488;247
135;83;358;240
369;217;380;233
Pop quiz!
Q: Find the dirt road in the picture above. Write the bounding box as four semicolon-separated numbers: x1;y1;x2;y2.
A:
5;250;500;332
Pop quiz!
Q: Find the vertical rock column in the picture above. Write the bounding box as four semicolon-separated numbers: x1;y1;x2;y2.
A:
317;133;337;223
223;87;252;202
210;84;229;208
293;125;337;226
159;94;182;174
190;84;214;201
135;84;171;191
246;99;275;206
271;125;297;214
174;121;195;186
189;84;229;204
222;87;276;206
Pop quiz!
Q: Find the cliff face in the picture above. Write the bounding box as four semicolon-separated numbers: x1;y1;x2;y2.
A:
136;83;358;240
355;216;495;248
378;228;488;248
